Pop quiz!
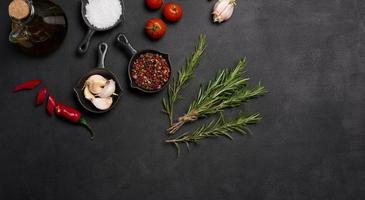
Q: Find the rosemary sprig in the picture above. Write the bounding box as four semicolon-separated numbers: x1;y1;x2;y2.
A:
166;113;262;155
163;34;207;125
167;59;267;133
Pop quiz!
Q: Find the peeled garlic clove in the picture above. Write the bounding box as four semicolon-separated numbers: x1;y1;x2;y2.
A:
84;86;95;101
97;79;116;98
85;75;107;94
91;97;113;110
212;0;236;23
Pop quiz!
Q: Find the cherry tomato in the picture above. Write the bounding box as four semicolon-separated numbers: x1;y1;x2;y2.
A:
145;0;164;10
162;2;183;22
145;17;167;40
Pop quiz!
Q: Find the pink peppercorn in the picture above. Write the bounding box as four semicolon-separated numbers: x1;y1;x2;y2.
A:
131;53;170;90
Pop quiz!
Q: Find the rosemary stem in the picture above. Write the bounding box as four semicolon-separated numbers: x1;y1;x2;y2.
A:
168;111;198;134
165;139;180;143
169;107;173;126
162;34;207;127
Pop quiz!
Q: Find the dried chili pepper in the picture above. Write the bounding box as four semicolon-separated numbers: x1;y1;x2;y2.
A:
46;95;56;115
35;87;48;106
55;103;94;140
13;80;41;92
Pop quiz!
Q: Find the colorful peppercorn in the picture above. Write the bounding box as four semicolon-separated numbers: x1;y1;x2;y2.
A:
131;52;170;91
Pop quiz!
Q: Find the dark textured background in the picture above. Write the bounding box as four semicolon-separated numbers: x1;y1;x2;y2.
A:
1;0;365;199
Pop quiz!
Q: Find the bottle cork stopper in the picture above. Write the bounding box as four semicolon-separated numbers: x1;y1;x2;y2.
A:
9;0;30;20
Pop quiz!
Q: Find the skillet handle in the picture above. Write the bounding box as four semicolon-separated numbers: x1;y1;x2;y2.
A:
97;42;108;68
78;29;95;54
120;0;125;24
116;33;137;56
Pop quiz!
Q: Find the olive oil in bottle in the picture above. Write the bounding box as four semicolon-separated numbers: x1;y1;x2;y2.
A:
8;0;68;55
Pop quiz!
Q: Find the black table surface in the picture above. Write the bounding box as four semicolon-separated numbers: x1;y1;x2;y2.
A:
1;0;365;199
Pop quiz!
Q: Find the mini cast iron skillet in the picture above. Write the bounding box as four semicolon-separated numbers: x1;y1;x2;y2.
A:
74;43;122;113
77;0;125;54
116;33;172;93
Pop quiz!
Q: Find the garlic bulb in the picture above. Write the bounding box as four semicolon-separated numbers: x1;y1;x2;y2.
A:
212;0;236;23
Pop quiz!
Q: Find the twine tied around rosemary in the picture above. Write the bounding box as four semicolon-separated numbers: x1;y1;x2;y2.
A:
167;111;198;134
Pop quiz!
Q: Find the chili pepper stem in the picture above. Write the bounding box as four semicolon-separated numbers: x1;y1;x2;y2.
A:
80;117;95;140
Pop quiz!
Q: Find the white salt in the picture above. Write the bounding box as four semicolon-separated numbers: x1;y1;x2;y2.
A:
85;0;122;29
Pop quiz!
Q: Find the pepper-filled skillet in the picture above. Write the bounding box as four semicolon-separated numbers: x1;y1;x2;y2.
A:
116;33;172;93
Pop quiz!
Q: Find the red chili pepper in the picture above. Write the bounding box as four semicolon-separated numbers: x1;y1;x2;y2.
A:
55;103;94;140
46;95;56;115
36;87;48;106
13;80;41;92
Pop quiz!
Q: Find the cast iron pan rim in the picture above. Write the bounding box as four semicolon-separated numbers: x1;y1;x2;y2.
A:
80;0;125;31
74;69;122;114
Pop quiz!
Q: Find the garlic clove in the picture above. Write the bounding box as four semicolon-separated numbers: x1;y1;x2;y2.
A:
84;86;95;101
85;75;107;85
91;97;113;110
212;0;236;23
85;75;107;94
213;0;230;15
213;6;234;23
97;79;116;98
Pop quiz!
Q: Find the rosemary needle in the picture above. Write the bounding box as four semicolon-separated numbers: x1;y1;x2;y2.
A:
162;34;207;125
168;59;267;134
166;113;262;156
